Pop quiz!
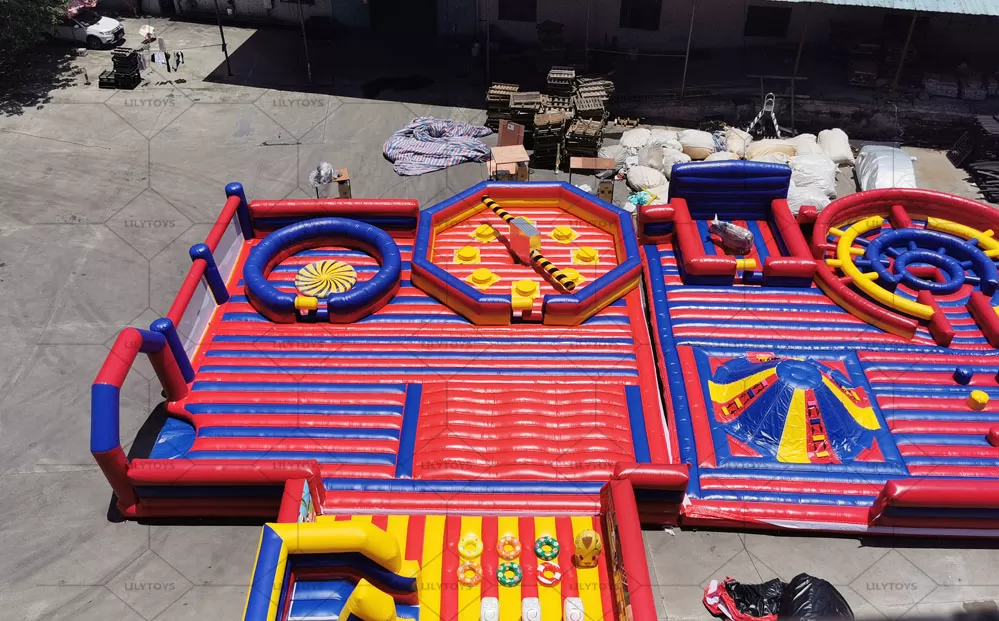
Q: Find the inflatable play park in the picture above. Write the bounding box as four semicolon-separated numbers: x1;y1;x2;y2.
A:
91;161;999;620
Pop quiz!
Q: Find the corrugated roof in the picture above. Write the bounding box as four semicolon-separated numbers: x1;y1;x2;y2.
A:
765;0;999;17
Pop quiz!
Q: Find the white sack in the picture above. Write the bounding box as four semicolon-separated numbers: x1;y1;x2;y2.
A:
661;149;691;178
788;133;824;156
725;126;752;157
790;154;837;199
620;128;652;150
597;144;629;170
627;165;668;191
817;128;854;165
786;181;831;216
637;145;666;172
647;128;680;146
679;129;717;160
706;151;739;161
746;139;797;160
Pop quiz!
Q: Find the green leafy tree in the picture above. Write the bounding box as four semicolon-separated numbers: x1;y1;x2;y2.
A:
0;0;71;56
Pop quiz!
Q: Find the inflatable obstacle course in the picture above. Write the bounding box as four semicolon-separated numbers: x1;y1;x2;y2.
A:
90;169;999;620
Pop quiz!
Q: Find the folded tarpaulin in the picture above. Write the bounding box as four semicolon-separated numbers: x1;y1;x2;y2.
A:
383;117;492;176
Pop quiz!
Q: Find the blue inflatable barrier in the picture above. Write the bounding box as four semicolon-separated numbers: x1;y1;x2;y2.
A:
244;217;401;323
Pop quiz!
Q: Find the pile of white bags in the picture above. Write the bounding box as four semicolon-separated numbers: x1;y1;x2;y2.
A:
817;129;854;165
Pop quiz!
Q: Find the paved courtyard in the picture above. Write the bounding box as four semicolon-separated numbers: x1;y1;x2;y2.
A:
0;16;996;621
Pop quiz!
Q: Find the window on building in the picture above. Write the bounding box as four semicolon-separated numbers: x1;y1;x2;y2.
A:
619;0;662;30
498;0;537;22
744;5;792;38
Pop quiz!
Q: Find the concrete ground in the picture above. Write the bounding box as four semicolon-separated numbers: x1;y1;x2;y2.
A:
1;16;997;621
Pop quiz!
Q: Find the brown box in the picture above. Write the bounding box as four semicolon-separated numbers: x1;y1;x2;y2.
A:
498;121;525;147
597;179;614;202
335;168;351;199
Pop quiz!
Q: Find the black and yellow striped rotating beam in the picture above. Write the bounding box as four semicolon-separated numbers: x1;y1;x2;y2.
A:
481;194;576;292
482;195;515;225
530;248;575;291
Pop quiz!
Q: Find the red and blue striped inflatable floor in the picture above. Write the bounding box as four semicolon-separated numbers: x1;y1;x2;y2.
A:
644;238;999;531
149;232;670;512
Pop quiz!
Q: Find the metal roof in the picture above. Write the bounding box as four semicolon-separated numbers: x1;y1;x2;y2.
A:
765;0;999;17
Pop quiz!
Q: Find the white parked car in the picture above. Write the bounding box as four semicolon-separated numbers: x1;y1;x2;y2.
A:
49;9;124;49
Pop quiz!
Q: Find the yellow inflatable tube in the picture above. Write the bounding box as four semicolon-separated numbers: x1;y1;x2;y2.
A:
835;216;934;320
342;579;413;621
268;521;418;578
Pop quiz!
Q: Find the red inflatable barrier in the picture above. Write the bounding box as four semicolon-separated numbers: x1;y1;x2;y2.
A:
869;479;999;525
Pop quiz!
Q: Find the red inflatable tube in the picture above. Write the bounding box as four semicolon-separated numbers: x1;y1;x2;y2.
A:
869;479;999;525
119;498;281;519
277;477;308;523
167;260;208;326
96;328;187;401
205;195;242;252
796;205;817;225
671;197;739;276
320;492;602;514
94;448;138;509
600;480;659;621
95;328;145;387
683;500;870;528
670;199;736;276
968;291;999;347
814;189;999;257
700;477;883;497
989;428;999;447
813;263;919;339
770;199;812;258
248;199;420;220
623;288;672;464
763;257;816;280
917;290;955;346
126;459;327;505
613;462;689;490
639;204;675;225
889;203;913;228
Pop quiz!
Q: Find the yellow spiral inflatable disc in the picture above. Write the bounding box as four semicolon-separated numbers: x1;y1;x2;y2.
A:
295;260;357;297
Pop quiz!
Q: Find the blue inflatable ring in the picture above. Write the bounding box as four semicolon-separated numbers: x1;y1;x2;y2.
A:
244;217;401;323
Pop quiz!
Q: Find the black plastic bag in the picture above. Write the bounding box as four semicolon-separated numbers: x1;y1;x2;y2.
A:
704;577;784;621
731;578;785;618
778;573;854;621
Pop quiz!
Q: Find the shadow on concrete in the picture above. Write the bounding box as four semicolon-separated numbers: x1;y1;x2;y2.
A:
0;44;85;117
202;26;485;108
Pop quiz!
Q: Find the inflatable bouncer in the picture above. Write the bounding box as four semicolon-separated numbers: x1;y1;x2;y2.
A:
91;164;999;619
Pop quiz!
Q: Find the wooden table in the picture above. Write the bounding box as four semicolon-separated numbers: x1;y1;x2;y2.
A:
488;145;531;181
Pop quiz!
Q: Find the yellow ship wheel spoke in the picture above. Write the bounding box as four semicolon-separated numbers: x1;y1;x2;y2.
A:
825;216;934;320
295;260;357;297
